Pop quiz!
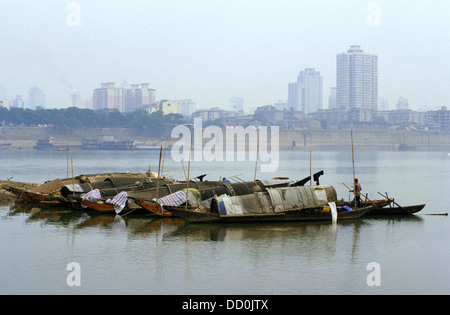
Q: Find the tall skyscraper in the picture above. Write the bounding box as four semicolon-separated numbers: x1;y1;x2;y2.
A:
27;86;46;109
336;45;378;111
71;90;81;107
288;68;323;115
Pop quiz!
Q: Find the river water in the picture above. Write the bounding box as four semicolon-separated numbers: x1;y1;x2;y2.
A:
0;148;448;295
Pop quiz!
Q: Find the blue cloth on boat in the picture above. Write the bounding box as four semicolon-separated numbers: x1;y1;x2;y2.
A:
219;201;226;215
342;205;352;212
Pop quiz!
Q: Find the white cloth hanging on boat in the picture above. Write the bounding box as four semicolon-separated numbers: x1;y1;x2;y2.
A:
329;202;337;223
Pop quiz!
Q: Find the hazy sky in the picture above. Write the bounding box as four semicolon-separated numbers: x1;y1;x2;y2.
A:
1;0;449;112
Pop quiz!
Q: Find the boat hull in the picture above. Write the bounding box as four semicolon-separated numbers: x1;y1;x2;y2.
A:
134;198;175;217
165;207;370;223
336;199;391;208
367;204;425;215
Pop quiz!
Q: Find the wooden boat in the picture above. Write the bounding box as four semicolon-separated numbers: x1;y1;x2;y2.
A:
126;178;296;215
165;206;370;223
133;198;176;217
77;198;150;215
164;184;368;223
79;199;117;212
367;204;425;215
4;186;36;202
6;172;151;204
336;199;392;208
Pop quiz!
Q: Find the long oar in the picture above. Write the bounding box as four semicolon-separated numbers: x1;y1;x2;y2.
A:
378;192;406;211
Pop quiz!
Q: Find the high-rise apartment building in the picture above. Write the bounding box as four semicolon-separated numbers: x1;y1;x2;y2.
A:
123;83;156;112
93;82;155;112
93;82;123;112
336;45;378;111
288;68;323;115
177;99;196;117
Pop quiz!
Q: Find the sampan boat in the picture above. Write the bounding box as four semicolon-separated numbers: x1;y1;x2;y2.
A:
164;185;370;223
367;204;425;215
133;198;176;217
165;206;369;223
336;199;392;208
5;172;153;204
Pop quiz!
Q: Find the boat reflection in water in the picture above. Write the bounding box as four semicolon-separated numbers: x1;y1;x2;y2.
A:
5;201;424;244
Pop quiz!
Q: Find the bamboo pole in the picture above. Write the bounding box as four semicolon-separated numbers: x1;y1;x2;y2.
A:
254;129;259;181
351;130;356;209
181;159;187;181
71;157;74;196
66;125;69;178
156;145;163;200
161;137;168;178
310;150;312;186
186;135;193;210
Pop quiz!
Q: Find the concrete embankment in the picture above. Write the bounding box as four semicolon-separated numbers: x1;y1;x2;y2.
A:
279;129;450;151
1;126;449;151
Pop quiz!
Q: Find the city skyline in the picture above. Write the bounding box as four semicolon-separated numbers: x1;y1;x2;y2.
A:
0;1;449;113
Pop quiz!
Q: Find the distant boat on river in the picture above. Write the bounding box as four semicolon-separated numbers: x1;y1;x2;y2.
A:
81;137;135;150
33;138;79;150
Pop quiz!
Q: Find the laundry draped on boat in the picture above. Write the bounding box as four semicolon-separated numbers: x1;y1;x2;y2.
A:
157;190;187;206
106;191;128;214
81;189;101;202
329;202;337;223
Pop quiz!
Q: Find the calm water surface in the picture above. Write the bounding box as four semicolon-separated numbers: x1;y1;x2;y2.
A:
0;148;449;294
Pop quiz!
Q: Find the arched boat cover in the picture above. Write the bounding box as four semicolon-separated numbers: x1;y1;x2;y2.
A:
215;185;337;216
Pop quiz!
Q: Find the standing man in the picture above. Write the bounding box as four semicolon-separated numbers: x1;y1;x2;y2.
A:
352;178;362;207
